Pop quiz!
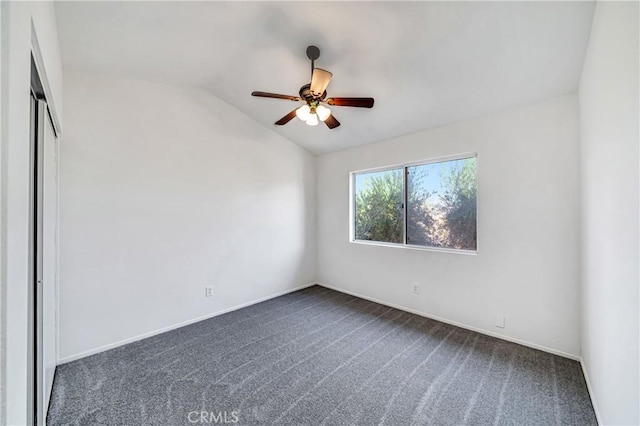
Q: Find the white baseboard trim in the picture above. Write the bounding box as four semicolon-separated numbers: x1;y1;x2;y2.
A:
579;357;602;425
58;282;317;364
317;282;581;361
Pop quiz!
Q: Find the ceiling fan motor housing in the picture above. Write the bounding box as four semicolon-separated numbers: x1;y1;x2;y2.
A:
299;84;326;105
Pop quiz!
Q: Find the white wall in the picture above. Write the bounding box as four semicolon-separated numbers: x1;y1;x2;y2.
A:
579;2;639;424
317;94;581;357
0;2;63;424
0;6;4;422
58;72;316;362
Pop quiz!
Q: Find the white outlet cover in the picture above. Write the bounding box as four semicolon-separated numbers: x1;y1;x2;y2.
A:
495;315;505;328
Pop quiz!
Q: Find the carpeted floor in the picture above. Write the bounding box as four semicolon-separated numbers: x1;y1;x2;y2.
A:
48;285;597;425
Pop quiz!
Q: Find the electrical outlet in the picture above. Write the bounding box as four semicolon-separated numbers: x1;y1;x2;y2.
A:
412;284;420;294
205;285;214;298
495;315;505;329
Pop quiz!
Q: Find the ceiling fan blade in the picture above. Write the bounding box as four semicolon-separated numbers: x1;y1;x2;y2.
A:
324;114;341;129
326;97;375;108
310;68;333;97
274;109;298;125
252;91;301;101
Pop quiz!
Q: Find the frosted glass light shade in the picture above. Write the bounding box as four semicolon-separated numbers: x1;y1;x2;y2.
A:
316;105;331;122
306;114;319;126
296;105;311;121
310;68;333;96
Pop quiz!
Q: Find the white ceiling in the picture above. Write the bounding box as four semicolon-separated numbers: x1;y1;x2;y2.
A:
55;1;595;155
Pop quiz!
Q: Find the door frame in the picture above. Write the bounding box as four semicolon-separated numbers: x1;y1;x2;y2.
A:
1;9;63;425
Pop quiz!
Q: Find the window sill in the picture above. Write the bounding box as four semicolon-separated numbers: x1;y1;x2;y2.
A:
349;239;478;256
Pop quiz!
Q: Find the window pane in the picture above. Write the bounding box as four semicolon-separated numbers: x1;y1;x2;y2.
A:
406;157;477;250
354;168;404;244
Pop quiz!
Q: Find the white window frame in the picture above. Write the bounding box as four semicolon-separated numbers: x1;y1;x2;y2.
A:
349;152;478;255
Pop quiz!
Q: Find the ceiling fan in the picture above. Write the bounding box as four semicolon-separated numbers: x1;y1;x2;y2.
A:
251;45;374;129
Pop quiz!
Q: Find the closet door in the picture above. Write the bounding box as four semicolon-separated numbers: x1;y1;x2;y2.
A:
30;95;45;426
30;94;58;425
41;105;58;421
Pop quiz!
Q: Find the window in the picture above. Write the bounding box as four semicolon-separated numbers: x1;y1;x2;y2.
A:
354;168;404;244
352;154;477;252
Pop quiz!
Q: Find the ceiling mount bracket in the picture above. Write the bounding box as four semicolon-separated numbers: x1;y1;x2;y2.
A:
306;45;320;61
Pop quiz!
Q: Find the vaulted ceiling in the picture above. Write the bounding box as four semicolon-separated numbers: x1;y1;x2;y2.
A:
55;1;595;155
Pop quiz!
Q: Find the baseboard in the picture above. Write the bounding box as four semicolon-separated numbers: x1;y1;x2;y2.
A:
316;282;581;361
58;282;317;364
579;357;603;425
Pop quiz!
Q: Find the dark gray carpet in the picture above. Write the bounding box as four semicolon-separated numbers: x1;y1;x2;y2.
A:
48;285;597;425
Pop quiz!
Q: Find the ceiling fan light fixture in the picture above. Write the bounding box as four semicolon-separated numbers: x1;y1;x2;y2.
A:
251;46;373;130
296;104;311;121
306;114;319;126
316;105;331;122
